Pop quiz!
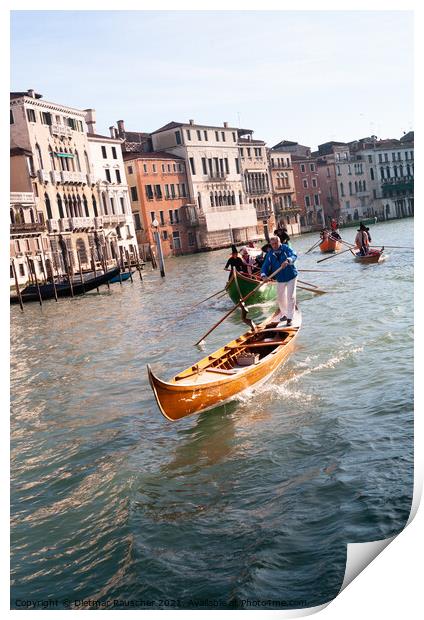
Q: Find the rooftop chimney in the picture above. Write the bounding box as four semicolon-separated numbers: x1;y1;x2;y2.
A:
117;120;125;136
84;108;96;134
27;89;35;98
223;121;228;128
109;126;116;138
189;119;194;125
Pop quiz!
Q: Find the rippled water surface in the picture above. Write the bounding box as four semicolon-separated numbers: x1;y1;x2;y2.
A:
11;219;413;609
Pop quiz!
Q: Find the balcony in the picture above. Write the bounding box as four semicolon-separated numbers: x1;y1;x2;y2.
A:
47;219;60;232
10;222;46;234
37;169;50;183
70;217;95;230
207;173;227;182
60;171;87;184
381;175;414;195
102;214;127;226
59;218;72;232
10;192;35;205
50;170;62;184
50;123;73;137
248;187;271;195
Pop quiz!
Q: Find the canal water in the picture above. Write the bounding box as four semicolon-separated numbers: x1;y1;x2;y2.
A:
10;219;413;610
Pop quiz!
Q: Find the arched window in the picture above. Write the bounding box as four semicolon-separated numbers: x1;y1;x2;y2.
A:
393;165;398;178
10;209;15;224
102;193;108;215
370;168;375;181
110;197;115;215
349;181;352;195
19;208;25;223
354;181;358;193
406;164;411;176
68;194;74;217
232;191;236;205
386;166;390;178
83;196;89;217
63;194;69;217
210;192;214;207
77;195;83;217
363;180;366;191
92;195;98;217
76;238;88;263
340;182;344;196
380;167;385;179
36;143;43;170
239;191;242;205
84;151;90;173
75;150;81;172
30;209;35;223
57;194;64;218
45;193;52;220
198;193;202;209
49;145;56;170
399;164;403;177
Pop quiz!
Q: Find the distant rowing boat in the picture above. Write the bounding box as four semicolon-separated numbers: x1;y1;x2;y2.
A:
147;308;302;421
226;270;276;305
350;247;385;264
319;237;342;253
10;267;120;304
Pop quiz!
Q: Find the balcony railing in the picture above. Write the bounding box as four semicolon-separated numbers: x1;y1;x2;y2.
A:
382;175;414;185
102;214;127;226
37;169;50;183
50;123;73;137
208;173;227;182
10;222;46;233
248;188;271;195
59;218;72;232
10;192;35;204
60;171;87;184
47;219;59;232
70;217;95;229
50;170;62;184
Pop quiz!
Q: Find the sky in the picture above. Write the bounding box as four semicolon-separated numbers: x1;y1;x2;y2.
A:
10;10;414;149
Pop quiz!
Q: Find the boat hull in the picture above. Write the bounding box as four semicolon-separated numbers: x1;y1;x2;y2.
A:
319;237;342;253
225;271;276;305
109;271;135;283
148;310;301;421
352;248;384;264
10;267;120;304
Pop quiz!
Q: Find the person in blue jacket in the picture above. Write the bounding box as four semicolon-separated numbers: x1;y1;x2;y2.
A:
260;235;298;326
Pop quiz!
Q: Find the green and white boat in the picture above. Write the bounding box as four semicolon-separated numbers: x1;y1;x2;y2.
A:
225;270;276;306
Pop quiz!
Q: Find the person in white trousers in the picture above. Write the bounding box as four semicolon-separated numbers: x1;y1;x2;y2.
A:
260;236;298;326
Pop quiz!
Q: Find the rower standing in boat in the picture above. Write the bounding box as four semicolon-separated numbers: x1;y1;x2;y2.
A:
355;223;370;256
224;248;246;278
260;236;298;326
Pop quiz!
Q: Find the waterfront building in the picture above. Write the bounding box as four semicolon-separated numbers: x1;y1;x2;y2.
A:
268;144;300;235
10;89;138;288
150;120;259;250
314;142;350;223
123;151;198;258
238;129;275;240
347;133;414;221
291;155;324;232
86;116;136;263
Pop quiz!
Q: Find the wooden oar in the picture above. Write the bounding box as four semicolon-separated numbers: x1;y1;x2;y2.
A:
369;245;413;250
298;278;318;288
194;263;286;346
305;239;322;254
193;286;227;307
298;284;327;295
317;247;353;263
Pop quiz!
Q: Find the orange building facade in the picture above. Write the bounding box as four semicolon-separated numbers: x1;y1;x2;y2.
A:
123;152;198;258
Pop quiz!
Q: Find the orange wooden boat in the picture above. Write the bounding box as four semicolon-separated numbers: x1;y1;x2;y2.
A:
351;247;385;264
319;236;342;253
147;309;302;421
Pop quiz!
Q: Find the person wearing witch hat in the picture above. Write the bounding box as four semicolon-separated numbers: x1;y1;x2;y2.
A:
355;222;370;256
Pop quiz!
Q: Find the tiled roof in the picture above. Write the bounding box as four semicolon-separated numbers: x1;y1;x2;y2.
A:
123;150;184;161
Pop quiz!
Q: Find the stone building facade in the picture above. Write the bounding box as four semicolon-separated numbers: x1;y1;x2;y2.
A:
10;90;138;287
291;156;324;232
268;148;300;235
150;120;259;249
238;129;275;240
123;151;198;257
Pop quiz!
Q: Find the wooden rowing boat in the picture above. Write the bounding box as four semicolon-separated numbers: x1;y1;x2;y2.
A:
147;308;302;421
225;270;276;305
10;266;120;304
350;247;385;264
319;237;342;253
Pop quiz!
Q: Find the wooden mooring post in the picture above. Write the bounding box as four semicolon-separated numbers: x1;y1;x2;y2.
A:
11;259;24;311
